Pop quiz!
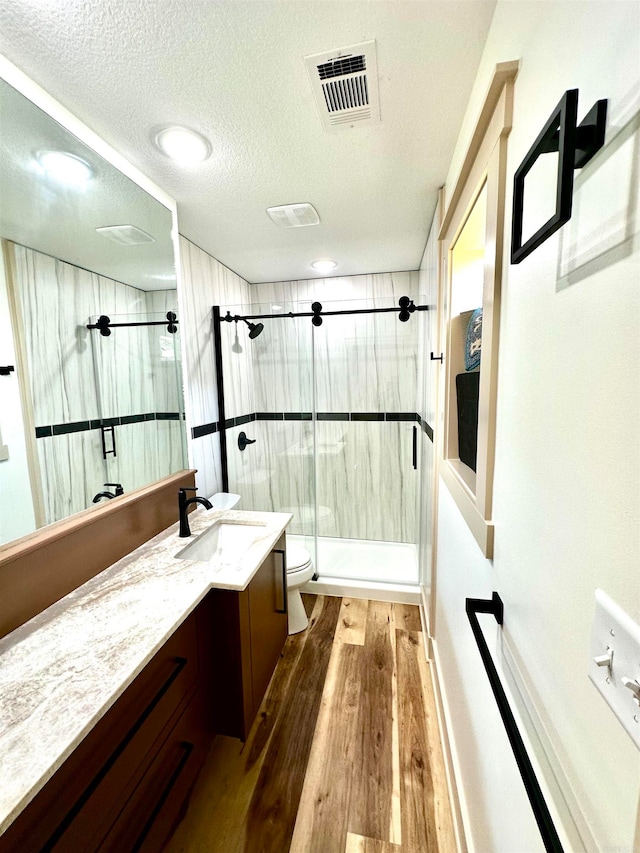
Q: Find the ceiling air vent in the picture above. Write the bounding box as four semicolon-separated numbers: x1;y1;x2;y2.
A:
266;203;320;228
304;40;380;131
95;225;155;245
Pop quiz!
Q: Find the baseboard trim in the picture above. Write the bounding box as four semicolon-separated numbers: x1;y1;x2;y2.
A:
429;636;470;853
304;577;421;604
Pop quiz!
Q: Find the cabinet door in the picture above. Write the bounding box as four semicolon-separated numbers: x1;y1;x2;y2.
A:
248;535;288;719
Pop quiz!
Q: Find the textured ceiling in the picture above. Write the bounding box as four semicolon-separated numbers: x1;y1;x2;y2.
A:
0;79;176;291
0;0;496;284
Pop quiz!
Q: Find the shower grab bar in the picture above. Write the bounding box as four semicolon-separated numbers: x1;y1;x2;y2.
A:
465;593;564;853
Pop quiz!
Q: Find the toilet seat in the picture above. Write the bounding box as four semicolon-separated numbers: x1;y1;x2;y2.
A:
286;543;312;573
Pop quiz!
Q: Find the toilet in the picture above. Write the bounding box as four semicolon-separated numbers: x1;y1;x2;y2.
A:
209;492;241;510
211;493;313;635
285;543;315;634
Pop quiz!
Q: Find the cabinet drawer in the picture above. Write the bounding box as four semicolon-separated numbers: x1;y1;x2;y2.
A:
0;613;200;853
98;688;208;853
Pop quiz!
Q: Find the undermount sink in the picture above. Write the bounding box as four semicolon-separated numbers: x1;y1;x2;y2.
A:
175;520;266;565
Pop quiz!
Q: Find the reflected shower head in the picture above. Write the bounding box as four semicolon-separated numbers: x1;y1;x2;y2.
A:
245;320;264;339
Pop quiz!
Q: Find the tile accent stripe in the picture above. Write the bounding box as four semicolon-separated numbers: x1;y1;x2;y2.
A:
192;422;218;439
36;413;184;438
191;412;434;441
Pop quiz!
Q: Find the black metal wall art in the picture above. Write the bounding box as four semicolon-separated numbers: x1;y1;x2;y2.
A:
511;89;607;264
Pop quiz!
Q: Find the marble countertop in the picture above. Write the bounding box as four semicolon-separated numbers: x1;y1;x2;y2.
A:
0;507;291;835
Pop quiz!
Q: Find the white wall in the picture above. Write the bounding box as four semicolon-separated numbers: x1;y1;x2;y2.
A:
432;2;640;851
0;253;35;544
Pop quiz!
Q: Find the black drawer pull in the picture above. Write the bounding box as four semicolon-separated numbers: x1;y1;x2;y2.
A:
132;741;195;852
274;549;287;614
43;656;188;850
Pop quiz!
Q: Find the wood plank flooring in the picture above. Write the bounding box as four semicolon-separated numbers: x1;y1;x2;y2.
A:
165;595;455;853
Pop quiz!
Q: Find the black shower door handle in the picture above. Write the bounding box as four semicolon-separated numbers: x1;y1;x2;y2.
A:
100;424;117;459
412;425;418;470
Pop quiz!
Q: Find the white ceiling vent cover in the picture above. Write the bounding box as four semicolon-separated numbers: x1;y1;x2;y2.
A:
266;203;320;228
95;225;155;245
305;40;380;131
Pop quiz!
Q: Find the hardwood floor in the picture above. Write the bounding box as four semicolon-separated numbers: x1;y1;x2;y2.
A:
165;595;455;853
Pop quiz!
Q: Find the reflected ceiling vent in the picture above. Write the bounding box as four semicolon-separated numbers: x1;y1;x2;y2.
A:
95;225;155;245
266;203;320;227
305;40;380;131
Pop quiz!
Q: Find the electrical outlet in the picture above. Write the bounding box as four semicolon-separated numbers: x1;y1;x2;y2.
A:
589;589;640;748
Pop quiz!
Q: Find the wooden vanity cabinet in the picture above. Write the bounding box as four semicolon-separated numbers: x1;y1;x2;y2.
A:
0;534;289;852
201;533;288;741
0;607;209;853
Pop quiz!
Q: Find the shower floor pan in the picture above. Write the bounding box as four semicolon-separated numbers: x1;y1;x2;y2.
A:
288;534;418;586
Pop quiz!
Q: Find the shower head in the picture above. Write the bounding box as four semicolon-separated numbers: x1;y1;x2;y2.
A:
245;320;264;339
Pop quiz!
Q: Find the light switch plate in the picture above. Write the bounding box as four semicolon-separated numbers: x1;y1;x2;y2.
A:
589;589;640;748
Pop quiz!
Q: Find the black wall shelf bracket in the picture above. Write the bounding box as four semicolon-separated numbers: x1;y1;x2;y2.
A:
466;593;564;852
511;89;607;265
430;352;443;362
0;365;15;376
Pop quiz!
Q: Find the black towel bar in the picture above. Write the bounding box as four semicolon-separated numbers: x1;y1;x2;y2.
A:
466;593;564;852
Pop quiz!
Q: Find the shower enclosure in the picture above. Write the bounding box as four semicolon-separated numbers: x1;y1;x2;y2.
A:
217;291;424;588
89;309;187;500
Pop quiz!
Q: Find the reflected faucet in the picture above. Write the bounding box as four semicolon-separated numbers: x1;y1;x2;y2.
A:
92;483;124;502
178;487;213;537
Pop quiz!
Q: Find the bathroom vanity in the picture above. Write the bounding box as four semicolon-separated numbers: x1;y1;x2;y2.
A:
0;507;291;852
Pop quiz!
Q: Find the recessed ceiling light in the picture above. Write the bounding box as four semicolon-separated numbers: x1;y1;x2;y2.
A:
311;259;337;273
35;150;93;186
153;126;211;164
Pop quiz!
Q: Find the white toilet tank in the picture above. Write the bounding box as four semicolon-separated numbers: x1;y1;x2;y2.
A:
208;492;241;510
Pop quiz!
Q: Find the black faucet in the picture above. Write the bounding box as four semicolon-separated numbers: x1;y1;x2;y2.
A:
92;483;124;503
178;487;213;537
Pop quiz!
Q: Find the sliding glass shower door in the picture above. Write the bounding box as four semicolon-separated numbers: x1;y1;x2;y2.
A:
312;297;419;583
221;302;316;564
222;293;420;585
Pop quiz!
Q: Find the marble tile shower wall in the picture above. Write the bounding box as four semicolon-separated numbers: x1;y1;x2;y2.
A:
178;237;253;499
12;243;184;524
226;420;314;532
249;271;422;543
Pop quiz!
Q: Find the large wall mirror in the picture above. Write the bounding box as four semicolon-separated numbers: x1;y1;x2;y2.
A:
0;75;187;547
